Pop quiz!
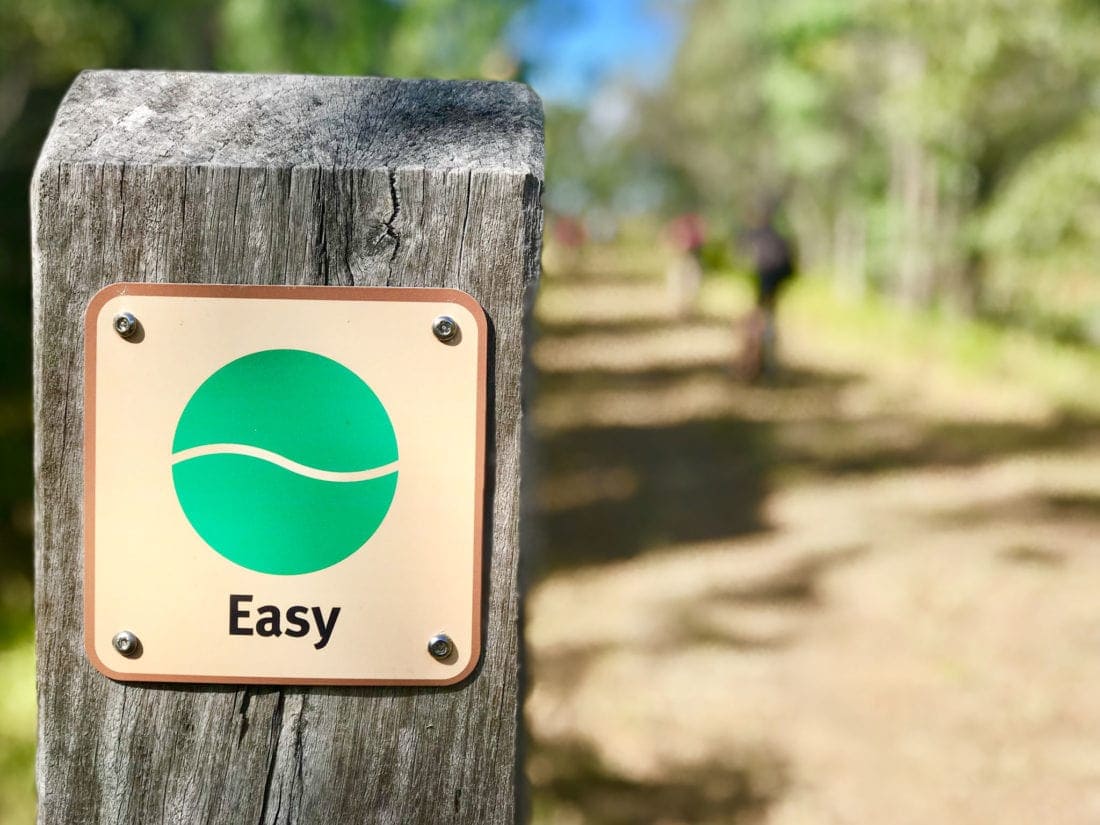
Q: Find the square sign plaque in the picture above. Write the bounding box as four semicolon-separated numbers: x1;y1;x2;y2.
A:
84;283;487;686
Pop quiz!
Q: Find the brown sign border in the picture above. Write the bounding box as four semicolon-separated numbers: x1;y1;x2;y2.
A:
84;282;488;687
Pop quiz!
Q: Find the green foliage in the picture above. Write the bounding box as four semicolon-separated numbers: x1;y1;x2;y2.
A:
217;0;519;78
638;0;1100;312
783;275;1100;415
982;115;1100;269
2;0;523;84
217;0;400;74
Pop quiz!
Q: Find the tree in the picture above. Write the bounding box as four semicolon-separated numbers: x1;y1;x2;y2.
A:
639;0;1100;313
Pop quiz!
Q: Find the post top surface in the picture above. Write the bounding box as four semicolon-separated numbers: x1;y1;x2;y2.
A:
38;70;543;177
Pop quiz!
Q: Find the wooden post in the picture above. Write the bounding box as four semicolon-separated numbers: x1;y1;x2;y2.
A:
32;70;542;824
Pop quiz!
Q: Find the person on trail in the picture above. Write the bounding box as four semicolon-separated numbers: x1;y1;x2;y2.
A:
548;213;587;275
664;212;706;318
739;210;796;380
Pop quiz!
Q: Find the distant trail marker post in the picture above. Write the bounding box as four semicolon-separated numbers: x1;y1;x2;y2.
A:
32;71;543;824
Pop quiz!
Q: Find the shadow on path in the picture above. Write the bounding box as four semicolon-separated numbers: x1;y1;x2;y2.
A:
529;739;785;825
526;266;1100;824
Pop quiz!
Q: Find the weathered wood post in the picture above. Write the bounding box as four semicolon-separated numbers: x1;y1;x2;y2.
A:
32;70;542;823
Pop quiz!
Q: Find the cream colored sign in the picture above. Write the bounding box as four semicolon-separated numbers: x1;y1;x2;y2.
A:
84;283;487;685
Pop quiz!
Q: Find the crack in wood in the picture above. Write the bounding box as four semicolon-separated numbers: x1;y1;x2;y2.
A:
256;691;286;825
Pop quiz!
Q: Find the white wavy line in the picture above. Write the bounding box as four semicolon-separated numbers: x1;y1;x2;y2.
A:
171;443;399;483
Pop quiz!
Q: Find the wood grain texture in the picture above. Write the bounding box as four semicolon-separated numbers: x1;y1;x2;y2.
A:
32;70;542;825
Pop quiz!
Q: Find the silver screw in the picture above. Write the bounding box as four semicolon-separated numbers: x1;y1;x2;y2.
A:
112;630;141;657
427;633;454;660
113;312;139;339
432;315;458;343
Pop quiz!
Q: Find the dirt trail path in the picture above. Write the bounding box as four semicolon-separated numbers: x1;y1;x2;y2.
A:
526;260;1100;824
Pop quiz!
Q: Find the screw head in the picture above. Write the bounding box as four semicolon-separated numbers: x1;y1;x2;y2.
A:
432;315;458;343
113;312;139;339
427;633;454;660
112;630;141;657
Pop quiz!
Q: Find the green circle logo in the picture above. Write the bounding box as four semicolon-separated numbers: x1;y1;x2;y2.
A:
171;349;398;575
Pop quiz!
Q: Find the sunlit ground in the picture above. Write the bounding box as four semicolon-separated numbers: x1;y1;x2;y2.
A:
526;237;1100;824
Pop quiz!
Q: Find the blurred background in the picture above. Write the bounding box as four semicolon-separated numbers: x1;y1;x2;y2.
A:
6;0;1100;822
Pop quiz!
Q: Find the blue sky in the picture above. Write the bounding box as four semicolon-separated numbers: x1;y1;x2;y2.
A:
509;0;682;105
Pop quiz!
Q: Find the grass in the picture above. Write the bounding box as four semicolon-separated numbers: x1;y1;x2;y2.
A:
781;274;1100;415
0;614;34;825
691;263;1100;418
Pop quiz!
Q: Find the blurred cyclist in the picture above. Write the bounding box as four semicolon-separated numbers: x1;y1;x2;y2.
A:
665;213;706;318
740;208;796;380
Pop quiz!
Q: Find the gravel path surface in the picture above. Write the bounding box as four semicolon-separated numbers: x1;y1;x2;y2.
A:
526;262;1100;824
